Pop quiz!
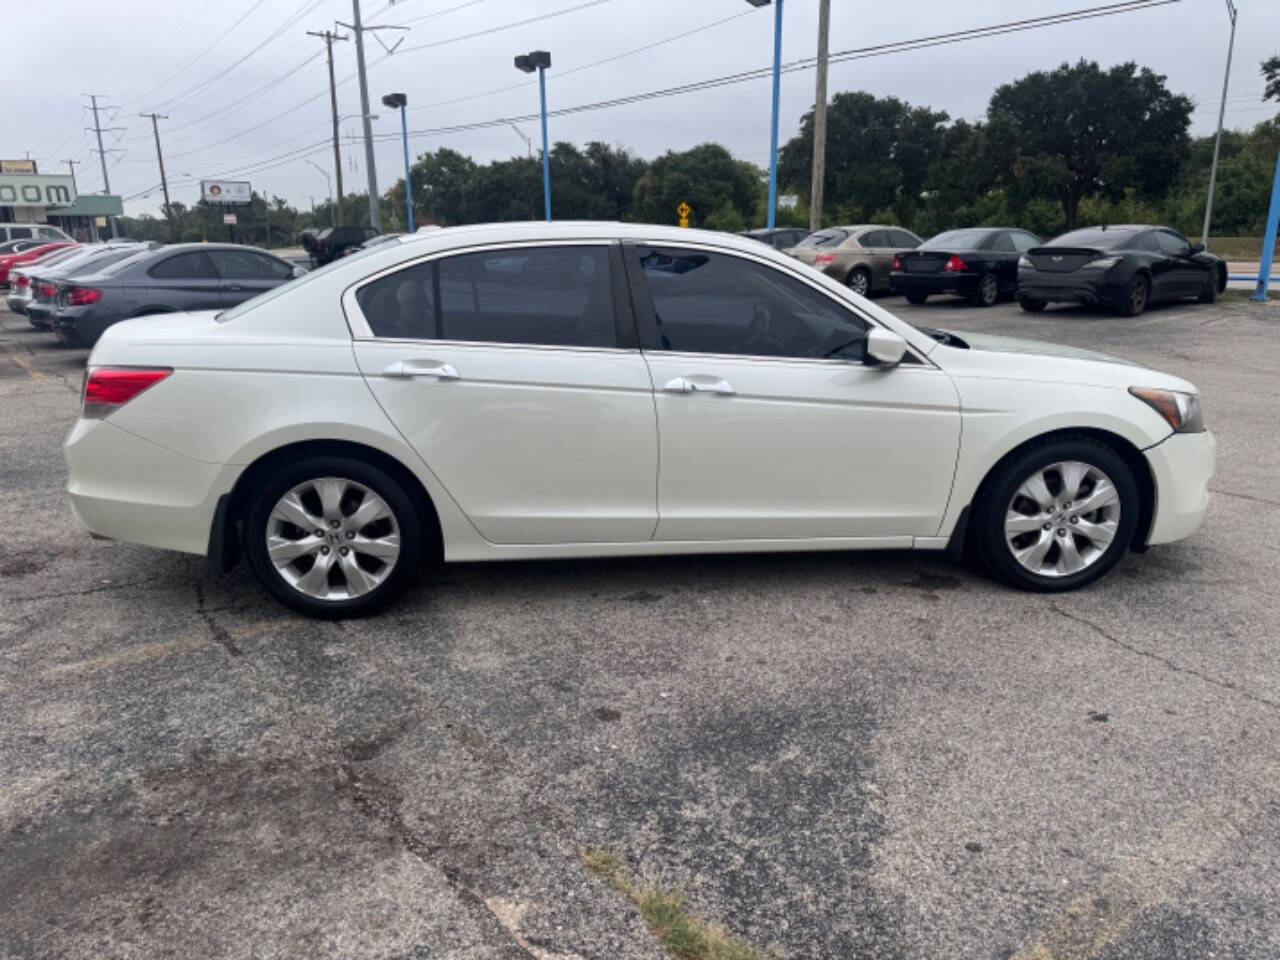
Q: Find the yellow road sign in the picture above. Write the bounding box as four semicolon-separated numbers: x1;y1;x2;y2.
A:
679;217;689;228
676;201;691;220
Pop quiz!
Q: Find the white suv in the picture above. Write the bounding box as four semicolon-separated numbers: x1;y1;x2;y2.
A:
64;222;1215;617
0;222;73;243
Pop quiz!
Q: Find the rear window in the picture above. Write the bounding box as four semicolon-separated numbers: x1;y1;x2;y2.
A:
796;229;848;248
922;229;992;250
1049;228;1136;250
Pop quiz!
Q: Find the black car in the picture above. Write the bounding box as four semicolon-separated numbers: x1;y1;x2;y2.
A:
313;225;379;265
1017;225;1226;316
740;227;812;250
52;243;305;348
891;227;1042;307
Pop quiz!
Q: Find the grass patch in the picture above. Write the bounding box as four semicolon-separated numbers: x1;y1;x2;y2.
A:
581;848;770;960
1220;287;1280;302
1205;236;1277;262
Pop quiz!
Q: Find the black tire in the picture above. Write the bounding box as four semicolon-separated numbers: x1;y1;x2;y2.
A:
1198;268;1219;304
244;455;425;618
971;272;1000;308
904;290;929;305
846;267;871;298
971;435;1140;592
1117;273;1150;316
1019;297;1047;313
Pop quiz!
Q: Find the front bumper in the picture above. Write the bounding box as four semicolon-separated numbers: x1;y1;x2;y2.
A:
1018;270;1126;306
1144;430;1216;545
65;417;233;556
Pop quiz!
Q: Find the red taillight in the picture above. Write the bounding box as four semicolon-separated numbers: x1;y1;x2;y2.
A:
943;256;968;272
814;253;836;265
66;286;102;305
82;367;172;418
38;282;55;297
14;275;29;289
892;255;902;270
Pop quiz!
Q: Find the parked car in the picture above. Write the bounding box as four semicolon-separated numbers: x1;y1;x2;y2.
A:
65;222;1214;617
0;241;77;287
891;227;1042;307
300;228;320;260
0;238;56;255
24;243;155;328
51;243;305;347
740;227;811;250
784;224;924;296
313;225;379;265
0;223;72;244
7;245;106;315
1018;225;1227;316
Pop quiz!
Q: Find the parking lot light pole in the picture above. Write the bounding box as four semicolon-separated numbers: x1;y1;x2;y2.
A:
746;0;783;229
1201;0;1238;248
382;93;414;232
304;159;335;226
515;51;552;221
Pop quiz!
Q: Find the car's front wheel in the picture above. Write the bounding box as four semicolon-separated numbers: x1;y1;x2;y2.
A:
972;437;1140;592
244;456;424;617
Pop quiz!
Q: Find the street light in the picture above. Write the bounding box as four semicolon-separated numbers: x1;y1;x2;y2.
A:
1201;0;1238;248
515;50;552;221
304;158;336;227
381;92;414;232
746;0;783;229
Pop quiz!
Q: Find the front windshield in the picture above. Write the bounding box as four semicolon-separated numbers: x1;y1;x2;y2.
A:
217;239;399;322
922;229;992;250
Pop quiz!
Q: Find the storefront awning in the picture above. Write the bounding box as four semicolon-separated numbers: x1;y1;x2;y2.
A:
47;195;123;217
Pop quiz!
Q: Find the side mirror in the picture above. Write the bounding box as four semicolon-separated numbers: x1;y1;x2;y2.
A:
1190;242;1205;254
292;264;308;278
864;327;907;368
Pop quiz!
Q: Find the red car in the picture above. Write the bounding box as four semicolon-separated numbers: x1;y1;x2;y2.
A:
0;241;77;287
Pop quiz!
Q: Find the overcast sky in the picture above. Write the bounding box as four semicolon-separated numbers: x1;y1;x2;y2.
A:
14;0;1280;218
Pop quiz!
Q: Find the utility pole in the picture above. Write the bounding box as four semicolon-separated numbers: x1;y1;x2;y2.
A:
63;158;80;193
1201;0;1238;248
809;0;830;233
351;0;381;230
307;29;348;224
86;94;123;238
140;112;175;242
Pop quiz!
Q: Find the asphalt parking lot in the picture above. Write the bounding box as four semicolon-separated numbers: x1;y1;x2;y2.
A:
2;292;1279;960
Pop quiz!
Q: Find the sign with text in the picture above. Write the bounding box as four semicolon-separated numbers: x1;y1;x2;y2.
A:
223;213;238;225
202;180;252;205
0;173;75;208
1;159;37;175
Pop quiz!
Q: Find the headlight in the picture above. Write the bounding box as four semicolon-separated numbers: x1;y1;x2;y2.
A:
1085;256;1120;269
1129;387;1206;433
1018;255;1032;268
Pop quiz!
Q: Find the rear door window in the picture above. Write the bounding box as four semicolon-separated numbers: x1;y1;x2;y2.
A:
888;229;920;248
148;252;217;279
989;232;1016;252
209;249;293;280
860;230;888;247
356;245;617;348
8;227;33;240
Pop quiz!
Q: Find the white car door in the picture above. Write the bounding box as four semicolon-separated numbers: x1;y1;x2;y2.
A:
349;241;658;545
625;243;961;541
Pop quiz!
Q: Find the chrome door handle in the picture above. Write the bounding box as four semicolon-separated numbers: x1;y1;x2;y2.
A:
662;376;735;396
382;360;460;380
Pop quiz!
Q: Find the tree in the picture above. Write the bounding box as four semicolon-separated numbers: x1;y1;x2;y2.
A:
630;143;760;227
778;92;949;224
1264;55;1280;103
986;60;1193;229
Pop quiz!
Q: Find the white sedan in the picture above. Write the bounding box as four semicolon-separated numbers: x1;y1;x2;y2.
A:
64;222;1215;617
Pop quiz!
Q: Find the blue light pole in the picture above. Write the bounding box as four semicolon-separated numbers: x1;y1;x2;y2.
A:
382;92;414;232
1253;146;1280;302
747;0;783;229
515;50;553;221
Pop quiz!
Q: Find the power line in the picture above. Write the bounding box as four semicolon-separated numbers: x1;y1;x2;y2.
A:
395;0;615;54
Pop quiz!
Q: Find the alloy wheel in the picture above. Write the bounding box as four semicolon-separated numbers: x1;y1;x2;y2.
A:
1128;277;1148;314
266;476;401;601
979;274;999;306
848;270;870;296
1003;460;1121;577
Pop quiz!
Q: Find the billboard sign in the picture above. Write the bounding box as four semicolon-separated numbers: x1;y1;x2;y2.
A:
1;159;37;174
223;213;237;225
201;179;252;205
0;173;75;207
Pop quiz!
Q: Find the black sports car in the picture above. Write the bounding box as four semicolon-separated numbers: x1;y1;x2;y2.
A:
890;227;1042;307
1017;225;1226;316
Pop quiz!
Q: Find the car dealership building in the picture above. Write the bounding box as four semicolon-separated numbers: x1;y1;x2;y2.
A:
0;167;123;241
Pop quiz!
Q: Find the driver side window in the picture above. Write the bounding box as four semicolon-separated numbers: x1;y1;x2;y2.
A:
635;247;869;360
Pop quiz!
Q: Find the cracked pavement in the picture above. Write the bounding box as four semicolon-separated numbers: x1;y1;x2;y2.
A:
1;294;1278;959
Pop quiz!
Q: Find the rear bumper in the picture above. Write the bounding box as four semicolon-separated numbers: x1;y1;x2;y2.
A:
6;292;29;314
890;272;981;296
26;302;54;328
64;417;233;556
54;306;119;347
1144;430;1216;545
1017;270;1126;306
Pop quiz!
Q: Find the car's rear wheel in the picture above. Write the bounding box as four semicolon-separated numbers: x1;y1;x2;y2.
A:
846;267;871;297
1198;268;1219;304
972;437;1140;592
904;291;929;304
971;272;1000;307
244;456;424;618
1019;297;1047;313
1118;274;1150;316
